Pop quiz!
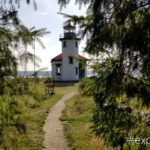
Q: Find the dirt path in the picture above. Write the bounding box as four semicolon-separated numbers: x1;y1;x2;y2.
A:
43;92;76;150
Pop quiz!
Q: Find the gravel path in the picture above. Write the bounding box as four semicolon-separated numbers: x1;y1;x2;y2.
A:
43;92;76;150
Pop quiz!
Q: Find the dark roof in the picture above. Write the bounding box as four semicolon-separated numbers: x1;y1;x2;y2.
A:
63;22;75;30
51;54;62;62
51;53;86;62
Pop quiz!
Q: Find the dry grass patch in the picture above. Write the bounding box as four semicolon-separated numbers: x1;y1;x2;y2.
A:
61;95;109;150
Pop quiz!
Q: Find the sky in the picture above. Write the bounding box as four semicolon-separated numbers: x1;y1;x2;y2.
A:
17;0;88;71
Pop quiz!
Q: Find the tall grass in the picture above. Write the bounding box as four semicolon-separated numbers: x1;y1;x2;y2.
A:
61;95;109;150
0;78;62;150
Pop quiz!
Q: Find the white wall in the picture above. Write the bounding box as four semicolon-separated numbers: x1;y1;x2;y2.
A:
62;39;79;81
51;61;62;81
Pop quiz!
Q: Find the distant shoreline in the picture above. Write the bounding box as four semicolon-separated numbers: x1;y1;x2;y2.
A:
18;71;52;77
18;71;96;77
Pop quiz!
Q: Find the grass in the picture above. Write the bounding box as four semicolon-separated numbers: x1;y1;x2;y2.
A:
0;81;78;150
61;94;109;150
22;93;62;150
54;82;79;95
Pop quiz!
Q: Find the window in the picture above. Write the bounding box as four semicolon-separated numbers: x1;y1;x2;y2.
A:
63;41;66;47
56;64;61;75
75;41;78;47
69;56;73;64
75;67;78;75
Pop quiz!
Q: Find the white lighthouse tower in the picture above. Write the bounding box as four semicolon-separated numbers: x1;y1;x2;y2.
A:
51;22;86;81
60;22;80;81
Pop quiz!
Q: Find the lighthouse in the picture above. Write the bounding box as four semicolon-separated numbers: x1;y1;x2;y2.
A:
51;22;86;81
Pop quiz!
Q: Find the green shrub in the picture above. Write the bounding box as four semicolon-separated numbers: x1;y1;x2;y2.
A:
44;77;52;84
79;77;96;96
0;96;26;149
5;77;30;95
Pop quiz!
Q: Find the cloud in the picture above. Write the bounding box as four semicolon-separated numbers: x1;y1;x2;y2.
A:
35;12;49;16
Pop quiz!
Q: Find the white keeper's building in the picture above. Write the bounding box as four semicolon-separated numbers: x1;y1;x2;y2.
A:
51;22;87;81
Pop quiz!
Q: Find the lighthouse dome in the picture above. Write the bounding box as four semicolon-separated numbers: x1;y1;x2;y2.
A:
63;21;76;31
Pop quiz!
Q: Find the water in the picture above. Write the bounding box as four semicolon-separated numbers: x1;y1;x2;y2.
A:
19;71;52;77
18;70;96;77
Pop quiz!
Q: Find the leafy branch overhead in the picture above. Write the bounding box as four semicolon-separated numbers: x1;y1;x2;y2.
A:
59;0;150;75
59;0;150;149
0;0;50;94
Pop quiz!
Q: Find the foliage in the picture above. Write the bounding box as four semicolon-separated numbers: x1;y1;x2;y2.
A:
79;75;150;150
0;48;17;94
79;77;96;96
0;96;26;149
58;0;150;149
0;0;49;95
0;81;62;149
61;95;108;150
44;76;52;84
4;77;30;95
0;1;51;149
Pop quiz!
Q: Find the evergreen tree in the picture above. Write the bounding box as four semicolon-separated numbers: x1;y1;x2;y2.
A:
58;0;150;149
0;0;49;94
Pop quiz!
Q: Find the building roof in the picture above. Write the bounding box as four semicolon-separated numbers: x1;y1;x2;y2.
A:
51;53;86;62
63;22;75;30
